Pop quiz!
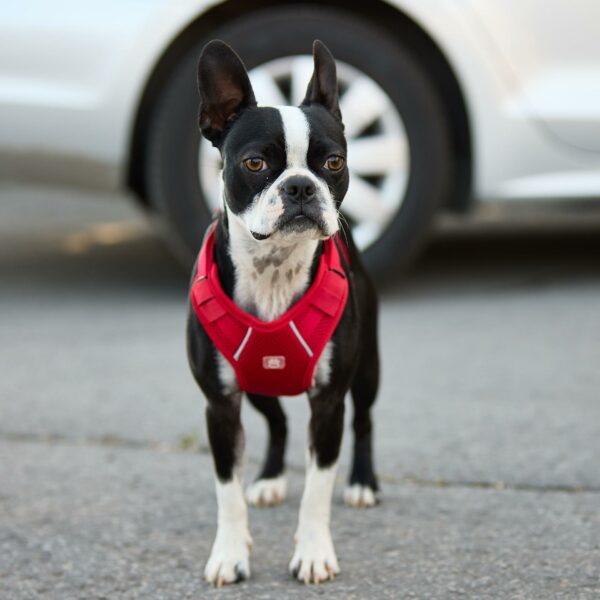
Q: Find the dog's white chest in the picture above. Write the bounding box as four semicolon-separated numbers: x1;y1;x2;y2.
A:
228;221;318;323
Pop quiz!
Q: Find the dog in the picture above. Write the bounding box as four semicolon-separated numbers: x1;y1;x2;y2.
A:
186;39;380;586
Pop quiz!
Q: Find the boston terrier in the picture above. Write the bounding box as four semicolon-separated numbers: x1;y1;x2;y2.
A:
187;39;380;586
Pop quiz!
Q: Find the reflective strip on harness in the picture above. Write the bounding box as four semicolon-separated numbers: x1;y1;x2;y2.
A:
289;320;313;357
233;327;252;361
190;225;349;396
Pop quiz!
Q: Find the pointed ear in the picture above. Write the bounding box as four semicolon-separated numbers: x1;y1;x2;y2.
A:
197;40;256;145
301;40;341;121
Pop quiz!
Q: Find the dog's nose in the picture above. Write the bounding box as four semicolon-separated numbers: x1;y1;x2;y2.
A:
282;176;316;203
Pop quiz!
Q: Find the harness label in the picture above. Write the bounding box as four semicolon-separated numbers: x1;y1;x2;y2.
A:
262;356;286;370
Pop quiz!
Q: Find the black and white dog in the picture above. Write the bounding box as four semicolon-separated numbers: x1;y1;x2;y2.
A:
187;40;380;585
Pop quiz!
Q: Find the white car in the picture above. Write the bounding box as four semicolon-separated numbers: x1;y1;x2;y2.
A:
1;1;599;276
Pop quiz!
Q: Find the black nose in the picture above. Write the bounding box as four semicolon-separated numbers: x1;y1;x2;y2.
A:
282;176;316;203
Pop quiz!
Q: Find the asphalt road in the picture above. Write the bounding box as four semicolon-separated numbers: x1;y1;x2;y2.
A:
1;185;599;599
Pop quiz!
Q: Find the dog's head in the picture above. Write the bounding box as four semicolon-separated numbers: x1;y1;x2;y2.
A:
198;40;348;242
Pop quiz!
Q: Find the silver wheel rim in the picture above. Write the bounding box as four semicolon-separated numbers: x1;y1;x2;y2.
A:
199;55;410;251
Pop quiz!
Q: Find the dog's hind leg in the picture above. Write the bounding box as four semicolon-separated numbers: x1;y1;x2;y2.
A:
245;393;288;506
345;321;380;508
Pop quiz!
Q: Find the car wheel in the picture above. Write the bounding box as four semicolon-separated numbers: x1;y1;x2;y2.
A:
144;6;453;279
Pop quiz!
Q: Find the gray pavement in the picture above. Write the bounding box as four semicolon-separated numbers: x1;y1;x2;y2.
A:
1;185;599;599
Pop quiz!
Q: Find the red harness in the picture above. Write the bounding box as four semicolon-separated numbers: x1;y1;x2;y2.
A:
190;226;349;396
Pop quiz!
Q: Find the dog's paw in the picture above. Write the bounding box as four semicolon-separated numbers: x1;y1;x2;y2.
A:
289;525;340;584
205;526;252;586
344;484;378;508
246;475;287;507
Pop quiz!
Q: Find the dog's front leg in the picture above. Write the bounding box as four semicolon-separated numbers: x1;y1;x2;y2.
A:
290;391;345;584
204;393;252;586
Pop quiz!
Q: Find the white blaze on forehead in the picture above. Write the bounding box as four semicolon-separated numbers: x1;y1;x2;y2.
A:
276;106;310;168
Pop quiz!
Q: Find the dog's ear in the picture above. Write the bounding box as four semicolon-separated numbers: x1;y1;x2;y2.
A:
301;40;341;121
197;40;256;146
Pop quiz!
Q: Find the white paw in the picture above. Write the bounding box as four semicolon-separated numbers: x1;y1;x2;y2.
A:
204;525;252;586
246;475;287;507
289;525;340;584
344;484;377;508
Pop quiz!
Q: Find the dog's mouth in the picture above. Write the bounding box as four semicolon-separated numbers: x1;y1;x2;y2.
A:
251;211;327;241
250;231;271;240
281;214;320;232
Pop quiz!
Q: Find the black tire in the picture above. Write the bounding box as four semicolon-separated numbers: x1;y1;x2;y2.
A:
144;6;453;279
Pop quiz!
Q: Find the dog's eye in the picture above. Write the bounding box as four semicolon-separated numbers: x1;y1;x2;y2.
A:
243;157;266;172
324;155;345;172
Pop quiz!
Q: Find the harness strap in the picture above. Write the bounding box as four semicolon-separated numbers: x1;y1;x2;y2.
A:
191;225;349;396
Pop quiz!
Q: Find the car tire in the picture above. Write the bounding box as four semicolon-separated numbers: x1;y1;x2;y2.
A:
144;6;453;279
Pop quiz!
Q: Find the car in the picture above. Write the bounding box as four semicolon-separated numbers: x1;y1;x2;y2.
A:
1;1;599;277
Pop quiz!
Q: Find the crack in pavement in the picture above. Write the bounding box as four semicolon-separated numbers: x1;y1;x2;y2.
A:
1;430;598;495
381;474;597;494
0;430;207;453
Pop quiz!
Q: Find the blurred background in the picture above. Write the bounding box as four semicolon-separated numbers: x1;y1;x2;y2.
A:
1;1;599;598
